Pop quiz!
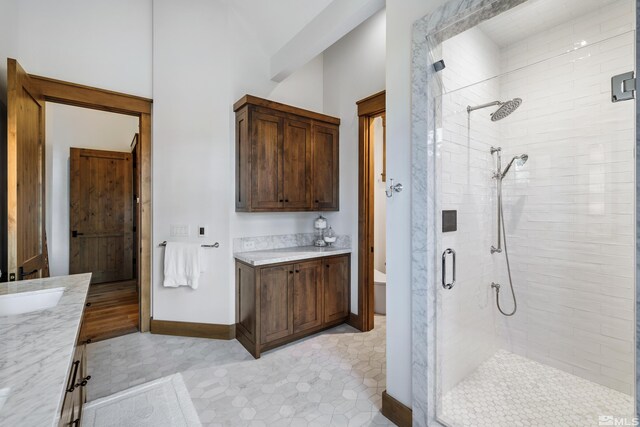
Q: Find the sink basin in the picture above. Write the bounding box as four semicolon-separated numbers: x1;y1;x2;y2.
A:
0;287;65;316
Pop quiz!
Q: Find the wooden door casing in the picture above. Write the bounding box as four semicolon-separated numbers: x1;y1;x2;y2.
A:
70;148;133;284
323;255;350;324
251;112;283;209
7;58;48;280
292;260;322;333
260;264;293;344
356;90;385;332
312;124;339;211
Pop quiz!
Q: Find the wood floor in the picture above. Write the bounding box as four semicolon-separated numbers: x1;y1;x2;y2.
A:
79;279;139;343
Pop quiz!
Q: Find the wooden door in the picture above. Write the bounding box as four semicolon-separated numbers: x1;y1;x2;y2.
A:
312;124;339;210
70;148;133;284
260;264;293;344
292;260;322;333
251;111;283;209
323;255;349;323
6;59;48;281
282;119;312;209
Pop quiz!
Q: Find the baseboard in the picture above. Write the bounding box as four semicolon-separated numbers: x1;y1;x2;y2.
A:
347;312;361;331
150;318;235;340
381;390;412;427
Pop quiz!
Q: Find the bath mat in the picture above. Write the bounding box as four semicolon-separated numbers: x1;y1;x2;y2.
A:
82;373;201;427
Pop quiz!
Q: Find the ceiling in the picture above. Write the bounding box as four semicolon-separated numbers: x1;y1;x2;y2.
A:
477;0;622;47
224;0;334;55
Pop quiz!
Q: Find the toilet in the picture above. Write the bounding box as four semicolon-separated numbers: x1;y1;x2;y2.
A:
373;269;386;315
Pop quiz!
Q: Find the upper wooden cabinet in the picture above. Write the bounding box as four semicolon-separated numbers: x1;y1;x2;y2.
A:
234;95;340;212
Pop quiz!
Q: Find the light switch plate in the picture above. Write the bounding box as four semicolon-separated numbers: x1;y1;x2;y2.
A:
170;224;189;237
198;224;208;237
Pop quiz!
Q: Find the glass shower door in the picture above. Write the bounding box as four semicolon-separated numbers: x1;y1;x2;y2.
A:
434;22;636;427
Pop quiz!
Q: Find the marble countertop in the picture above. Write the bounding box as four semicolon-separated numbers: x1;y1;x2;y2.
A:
0;273;91;427
234;246;351;266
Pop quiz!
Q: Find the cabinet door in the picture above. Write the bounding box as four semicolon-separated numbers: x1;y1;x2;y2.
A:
293;260;322;333
312;124;339;210
323;255;349;323
251;112;283;209
282;119;312;209
260;264;293;344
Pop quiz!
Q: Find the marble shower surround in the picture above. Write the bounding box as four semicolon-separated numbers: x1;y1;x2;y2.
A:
410;0;640;425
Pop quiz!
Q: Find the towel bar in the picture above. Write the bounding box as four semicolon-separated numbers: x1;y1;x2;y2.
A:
159;241;219;248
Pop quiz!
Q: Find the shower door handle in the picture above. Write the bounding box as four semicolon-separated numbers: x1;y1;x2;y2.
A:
442;248;456;289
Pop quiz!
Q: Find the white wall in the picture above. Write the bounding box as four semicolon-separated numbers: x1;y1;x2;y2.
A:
323;9;386;312
152;0;330;324
385;0;447;406
45;104;139;277
373;116;386;273
12;0;152;97
0;0;18;103
495;0;635;394
153;0;235;323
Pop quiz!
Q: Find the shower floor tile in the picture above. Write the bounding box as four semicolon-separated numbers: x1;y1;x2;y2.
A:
440;350;634;427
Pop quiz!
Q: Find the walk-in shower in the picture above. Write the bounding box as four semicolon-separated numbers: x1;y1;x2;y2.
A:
419;0;637;425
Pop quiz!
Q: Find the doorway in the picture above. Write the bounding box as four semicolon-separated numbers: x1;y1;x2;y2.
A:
48;105;140;342
5;59;152;334
357;90;385;332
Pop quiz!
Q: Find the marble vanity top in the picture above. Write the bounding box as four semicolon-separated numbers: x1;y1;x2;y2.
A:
0;273;91;427
234;245;351;266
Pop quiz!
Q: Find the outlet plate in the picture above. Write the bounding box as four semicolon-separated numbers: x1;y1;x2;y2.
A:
170;225;189;237
244;241;256;250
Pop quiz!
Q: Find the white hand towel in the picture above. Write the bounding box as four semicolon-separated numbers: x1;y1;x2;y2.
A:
163;242;203;289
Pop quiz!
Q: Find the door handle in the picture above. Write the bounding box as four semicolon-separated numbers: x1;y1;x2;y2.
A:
18;267;38;279
71;230;84;237
442;248;456;290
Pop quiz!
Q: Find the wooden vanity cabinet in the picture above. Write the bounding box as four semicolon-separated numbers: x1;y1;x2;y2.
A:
234;95;340;212
59;315;91;427
323;255;350;323
59;343;88;427
236;254;350;358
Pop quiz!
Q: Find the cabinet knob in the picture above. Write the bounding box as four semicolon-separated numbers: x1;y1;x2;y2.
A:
315;200;319;203
86;302;91;307
289;271;294;274
326;264;329;268
295;270;300;273
279;199;284;202
285;199;289;203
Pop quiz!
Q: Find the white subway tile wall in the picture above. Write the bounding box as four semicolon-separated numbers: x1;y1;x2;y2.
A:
497;0;635;395
438;0;635;397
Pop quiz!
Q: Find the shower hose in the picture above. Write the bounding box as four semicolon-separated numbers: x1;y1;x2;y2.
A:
496;194;517;316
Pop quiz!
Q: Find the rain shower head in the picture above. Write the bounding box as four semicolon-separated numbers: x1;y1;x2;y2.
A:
467;98;523;121
501;154;528;178
491;98;522;121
